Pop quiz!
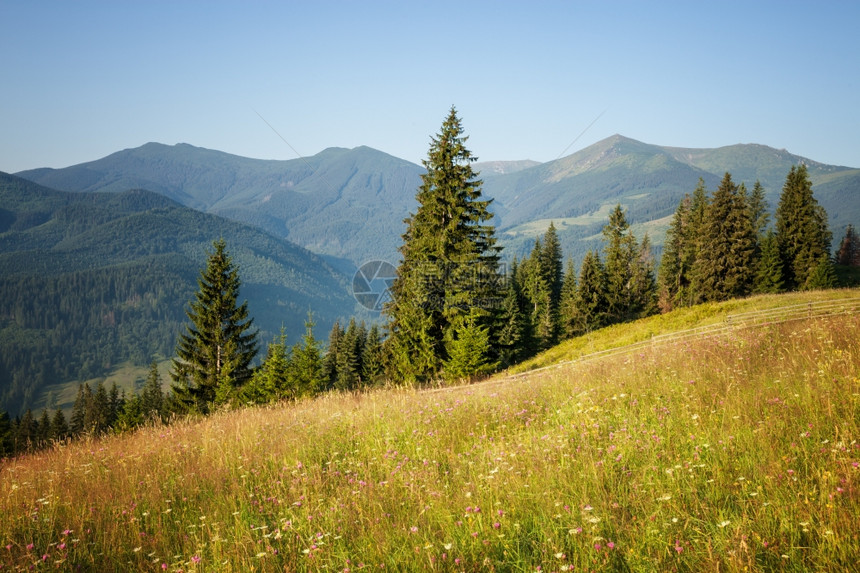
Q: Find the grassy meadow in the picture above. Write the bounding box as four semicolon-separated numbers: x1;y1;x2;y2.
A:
1;292;859;572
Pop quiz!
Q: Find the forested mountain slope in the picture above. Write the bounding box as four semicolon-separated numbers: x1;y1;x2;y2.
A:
0;173;356;415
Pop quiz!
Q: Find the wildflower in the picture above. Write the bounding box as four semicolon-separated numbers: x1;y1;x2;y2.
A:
162;565;168;571
191;555;201;564
607;541;615;549
674;541;683;553
718;520;730;528
493;522;501;529
410;526;418;533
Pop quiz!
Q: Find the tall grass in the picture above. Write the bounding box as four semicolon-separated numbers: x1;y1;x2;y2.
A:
1;299;858;571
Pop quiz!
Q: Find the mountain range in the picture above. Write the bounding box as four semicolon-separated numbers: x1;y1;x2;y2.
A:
17;135;859;266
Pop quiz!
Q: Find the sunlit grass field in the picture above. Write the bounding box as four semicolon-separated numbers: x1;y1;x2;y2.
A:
1;291;859;572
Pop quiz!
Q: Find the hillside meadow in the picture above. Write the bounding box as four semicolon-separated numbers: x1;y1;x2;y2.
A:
1;292;859;572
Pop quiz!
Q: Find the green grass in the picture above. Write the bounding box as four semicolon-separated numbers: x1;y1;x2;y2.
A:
1;290;859;572
511;288;860;372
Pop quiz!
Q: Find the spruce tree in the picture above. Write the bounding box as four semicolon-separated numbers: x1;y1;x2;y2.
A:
116;394;144;431
572;250;608;334
748;180;770;237
386;107;501;383
836;224;860;266
805;255;838;290
289;315;325;397
323;321;344;390
539;223;564;331
70;383;90;436
693;173;756;301
444;309;497;381
685;179;710;304
50;408;69;441
496;265;528;366
630;233;658;318
775;164;832;289
336;318;365;391
520;238;554;350
108;382;123;428
602;205;636;323
753;230;785;294
16;409;36;452
89;382;111;435
657;194;690;312
37;409;51;447
361;324;385;386
141;361;165;421
171;239;259;413
243;332;291;404
558;257;579;339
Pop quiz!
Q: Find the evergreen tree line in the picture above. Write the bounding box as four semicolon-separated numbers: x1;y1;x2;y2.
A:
495;207;657;367
658;166;843;310
0;362;169;457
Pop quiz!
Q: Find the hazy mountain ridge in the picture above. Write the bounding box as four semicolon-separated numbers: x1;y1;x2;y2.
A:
18;144;425;264
16;135;859;266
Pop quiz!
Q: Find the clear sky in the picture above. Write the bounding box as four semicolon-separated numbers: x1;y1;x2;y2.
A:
2;1;858;173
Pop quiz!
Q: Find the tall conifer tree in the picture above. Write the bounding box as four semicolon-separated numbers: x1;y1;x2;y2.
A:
693;173;756;301
558;257;579;339
572;250;608;334
540;223;564;322
658;194;690;312
386;107;501;383
171;239;259;413
775;164;832;289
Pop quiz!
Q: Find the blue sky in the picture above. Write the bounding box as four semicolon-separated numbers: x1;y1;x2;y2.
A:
2;1;858;173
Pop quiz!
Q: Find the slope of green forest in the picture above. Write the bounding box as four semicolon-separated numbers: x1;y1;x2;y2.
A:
0;173;358;415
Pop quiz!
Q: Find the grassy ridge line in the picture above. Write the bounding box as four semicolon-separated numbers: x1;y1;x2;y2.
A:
509;289;860;374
